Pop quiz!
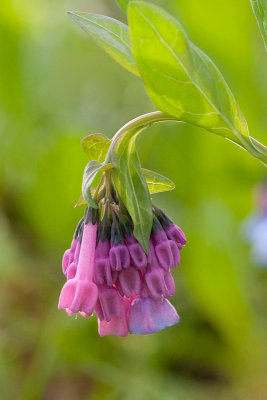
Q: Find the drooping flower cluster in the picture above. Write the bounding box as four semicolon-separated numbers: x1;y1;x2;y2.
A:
59;204;186;336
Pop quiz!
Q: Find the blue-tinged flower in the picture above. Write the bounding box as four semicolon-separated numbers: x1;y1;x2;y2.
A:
128;296;180;335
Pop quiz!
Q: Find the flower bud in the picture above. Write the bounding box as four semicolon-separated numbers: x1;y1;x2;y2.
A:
95;285;122;322
118;267;142;298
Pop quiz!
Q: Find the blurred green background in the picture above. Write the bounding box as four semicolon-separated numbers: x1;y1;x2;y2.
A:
1;0;267;399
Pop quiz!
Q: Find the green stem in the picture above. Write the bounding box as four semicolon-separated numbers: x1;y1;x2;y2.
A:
105;111;178;163
105;169;112;201
106;111;267;166
93;173;105;202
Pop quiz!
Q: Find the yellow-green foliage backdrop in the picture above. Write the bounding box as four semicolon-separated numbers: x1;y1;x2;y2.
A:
1;0;267;399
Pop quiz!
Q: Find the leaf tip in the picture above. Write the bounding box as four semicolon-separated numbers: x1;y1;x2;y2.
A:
67;11;76;19
67;11;84;24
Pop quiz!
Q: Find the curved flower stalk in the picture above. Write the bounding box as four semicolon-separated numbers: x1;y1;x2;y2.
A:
59;192;186;335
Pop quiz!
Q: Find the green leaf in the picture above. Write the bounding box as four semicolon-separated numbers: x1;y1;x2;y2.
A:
128;1;258;156
81;134;111;162
75;188;100;207
68;12;139;76
142;168;175;194
77;165;174;207
116;0;131;13
250;0;267;50
82;161;114;208
110;127;152;253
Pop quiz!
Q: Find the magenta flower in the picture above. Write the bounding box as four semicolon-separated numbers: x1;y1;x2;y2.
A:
66;262;77;280
58;210;98;316
62;238;77;275
62;217;84;275
58;279;98;315
98;298;130;337
66;240;81;280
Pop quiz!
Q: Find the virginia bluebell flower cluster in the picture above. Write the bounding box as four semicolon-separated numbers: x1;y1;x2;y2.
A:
59;204;186;336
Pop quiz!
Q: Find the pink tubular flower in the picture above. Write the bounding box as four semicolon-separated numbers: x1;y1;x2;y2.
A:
58;279;98;315
58;210;98;316
98;298;130;337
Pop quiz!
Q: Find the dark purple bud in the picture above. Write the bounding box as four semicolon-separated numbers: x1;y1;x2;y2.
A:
95;286;122;322
125;234;147;269
109;243;130;271
144;268;174;300
118;267;142;298
153;227;169;244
